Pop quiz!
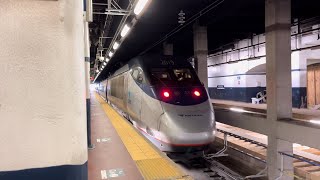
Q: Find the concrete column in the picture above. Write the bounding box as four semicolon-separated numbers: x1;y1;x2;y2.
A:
265;0;293;179
84;21;94;149
193;23;208;89
0;1;87;179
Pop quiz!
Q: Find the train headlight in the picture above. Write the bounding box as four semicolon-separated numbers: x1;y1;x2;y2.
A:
163;91;170;98
160;89;173;101
194;90;201;97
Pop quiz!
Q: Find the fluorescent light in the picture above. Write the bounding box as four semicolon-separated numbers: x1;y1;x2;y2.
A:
96;69;99;73
310;120;320;125
121;24;130;37
105;58;110;62
109;51;114;57
103;62;107;66
113;42;120;50
102;65;105;68
230;107;246;113
134;0;149;15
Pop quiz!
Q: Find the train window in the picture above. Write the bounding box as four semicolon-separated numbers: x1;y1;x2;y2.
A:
131;67;144;83
137;70;144;83
150;68;199;85
173;69;193;81
110;76;124;99
132;69;139;80
151;72;171;80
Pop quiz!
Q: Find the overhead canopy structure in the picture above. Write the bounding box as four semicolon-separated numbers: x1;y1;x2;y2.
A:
90;0;320;82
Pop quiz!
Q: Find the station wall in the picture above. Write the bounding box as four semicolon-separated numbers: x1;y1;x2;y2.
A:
208;26;320;108
0;1;87;180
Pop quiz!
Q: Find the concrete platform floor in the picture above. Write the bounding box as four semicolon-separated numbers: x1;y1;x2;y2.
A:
88;92;142;180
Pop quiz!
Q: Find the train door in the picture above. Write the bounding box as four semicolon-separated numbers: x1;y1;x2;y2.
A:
127;67;143;122
307;63;320;108
122;73;128;112
105;79;108;101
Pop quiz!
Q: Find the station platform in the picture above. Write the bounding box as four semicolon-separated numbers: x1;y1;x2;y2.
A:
209;99;320;179
211;99;320;121
88;91;191;180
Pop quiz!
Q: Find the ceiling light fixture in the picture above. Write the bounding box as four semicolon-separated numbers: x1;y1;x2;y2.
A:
105;57;110;62
121;24;130;37
113;42;120;50
134;0;149;15
103;62;107;66
109;51;114;57
99;56;104;62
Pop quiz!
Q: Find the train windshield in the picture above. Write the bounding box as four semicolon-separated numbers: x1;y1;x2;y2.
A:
150;68;199;86
173;69;193;81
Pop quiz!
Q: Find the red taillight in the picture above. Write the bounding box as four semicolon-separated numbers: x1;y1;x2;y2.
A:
194;90;201;97
163;91;170;98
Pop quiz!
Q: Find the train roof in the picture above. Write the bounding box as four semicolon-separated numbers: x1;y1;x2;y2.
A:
110;64;129;78
129;53;193;70
108;53;193;79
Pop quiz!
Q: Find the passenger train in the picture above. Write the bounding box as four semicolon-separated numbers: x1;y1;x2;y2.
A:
97;53;216;152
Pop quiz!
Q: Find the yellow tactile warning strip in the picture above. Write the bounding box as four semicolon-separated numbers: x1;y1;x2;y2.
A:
136;158;189;180
95;93;192;180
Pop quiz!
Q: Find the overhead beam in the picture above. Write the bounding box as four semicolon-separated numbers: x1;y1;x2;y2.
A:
93;0;134;80
93;3;108;6
93;10;130;16
214;109;269;135
86;0;93;22
277;119;320;150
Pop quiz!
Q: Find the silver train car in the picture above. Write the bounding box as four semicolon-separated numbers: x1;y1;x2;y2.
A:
98;53;216;152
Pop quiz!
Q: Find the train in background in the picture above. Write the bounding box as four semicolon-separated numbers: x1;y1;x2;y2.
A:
97;53;216;152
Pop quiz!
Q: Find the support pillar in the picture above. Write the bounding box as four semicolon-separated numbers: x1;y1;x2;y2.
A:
193;23;208;89
84;21;93;149
265;0;293;179
0;1;87;179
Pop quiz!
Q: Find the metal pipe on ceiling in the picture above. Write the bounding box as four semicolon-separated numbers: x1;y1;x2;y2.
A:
100;37;113;39
93;11;129;16
93;0;136;82
86;0;93;22
93;3;108;6
104;1;135;55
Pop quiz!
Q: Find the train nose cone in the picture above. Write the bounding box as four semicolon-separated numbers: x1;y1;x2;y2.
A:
159;100;215;145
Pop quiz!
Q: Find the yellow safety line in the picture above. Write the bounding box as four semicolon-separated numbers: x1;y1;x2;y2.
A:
95;93;192;180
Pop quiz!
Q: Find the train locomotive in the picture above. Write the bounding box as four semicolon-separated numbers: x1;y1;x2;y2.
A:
97;53;216;152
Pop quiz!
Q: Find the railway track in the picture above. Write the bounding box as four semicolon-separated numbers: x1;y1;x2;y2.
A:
168;150;248;180
203;158;244;180
170;123;320;179
170;155;243;180
169;124;320;180
214;123;320;180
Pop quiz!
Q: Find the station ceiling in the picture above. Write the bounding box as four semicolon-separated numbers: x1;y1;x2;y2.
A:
91;0;320;81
